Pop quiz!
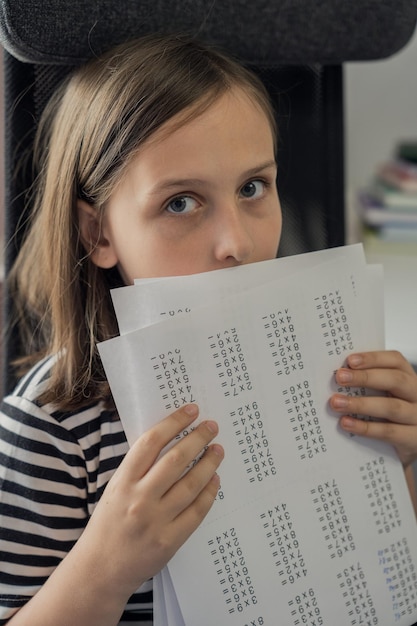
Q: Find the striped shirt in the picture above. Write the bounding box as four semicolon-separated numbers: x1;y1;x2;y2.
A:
0;356;153;624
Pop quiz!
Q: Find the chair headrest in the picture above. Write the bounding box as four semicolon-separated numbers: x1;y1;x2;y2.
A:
0;0;416;66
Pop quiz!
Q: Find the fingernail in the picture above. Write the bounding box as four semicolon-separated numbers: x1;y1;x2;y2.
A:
211;472;221;486
348;354;363;367
205;420;219;434
184;403;199;417
333;395;348;408
341;416;355;430
212;444;224;457
338;369;353;383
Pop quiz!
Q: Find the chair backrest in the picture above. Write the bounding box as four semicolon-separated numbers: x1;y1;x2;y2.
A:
1;0;416;395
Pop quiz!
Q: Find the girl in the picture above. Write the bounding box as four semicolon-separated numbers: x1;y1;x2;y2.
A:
1;33;417;626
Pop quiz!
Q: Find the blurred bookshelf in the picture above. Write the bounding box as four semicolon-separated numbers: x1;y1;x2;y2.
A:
354;140;417;256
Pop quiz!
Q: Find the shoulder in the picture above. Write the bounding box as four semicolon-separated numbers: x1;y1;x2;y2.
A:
1;355;129;511
1;355;127;453
0;359;130;621
9;353;59;401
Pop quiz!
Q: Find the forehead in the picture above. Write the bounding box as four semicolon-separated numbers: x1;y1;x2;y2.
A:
141;86;276;154
112;87;276;199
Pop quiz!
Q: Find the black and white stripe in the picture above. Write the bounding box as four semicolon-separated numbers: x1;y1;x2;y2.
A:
0;357;153;624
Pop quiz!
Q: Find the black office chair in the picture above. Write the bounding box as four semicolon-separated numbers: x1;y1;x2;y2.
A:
1;0;416;397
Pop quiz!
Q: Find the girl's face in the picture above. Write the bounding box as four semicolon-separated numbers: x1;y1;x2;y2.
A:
79;87;282;283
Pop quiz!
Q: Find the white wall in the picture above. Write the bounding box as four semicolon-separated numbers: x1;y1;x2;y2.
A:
345;26;417;194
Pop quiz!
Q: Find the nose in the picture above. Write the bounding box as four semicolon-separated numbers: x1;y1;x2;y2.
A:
212;204;254;264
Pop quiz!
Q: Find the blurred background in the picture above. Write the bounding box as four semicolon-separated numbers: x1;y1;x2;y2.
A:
345;23;417;246
0;26;416;365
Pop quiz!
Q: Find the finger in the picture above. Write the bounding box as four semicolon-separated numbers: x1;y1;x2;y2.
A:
335;367;417;403
144;419;221;498
339;414;406;442
330;393;417;425
337;416;417;464
346;351;415;375
167;472;222;547
123;404;201;479
163;443;224;515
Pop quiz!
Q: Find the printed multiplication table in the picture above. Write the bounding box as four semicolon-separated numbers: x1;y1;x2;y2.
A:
311;479;355;560
261;310;304;376
379;538;417;622
208;327;253;397
207;527;258;617
99;244;417;625
287;587;324;626
230;401;277;484
282;380;327;461
360;457;401;534
315;290;354;357
151;348;195;412
259;503;307;586
337;562;378;626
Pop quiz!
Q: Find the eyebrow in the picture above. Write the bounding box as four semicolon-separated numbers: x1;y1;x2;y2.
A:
147;160;277;196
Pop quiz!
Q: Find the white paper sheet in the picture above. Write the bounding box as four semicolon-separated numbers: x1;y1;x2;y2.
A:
99;245;417;626
153;571;185;626
112;244;366;335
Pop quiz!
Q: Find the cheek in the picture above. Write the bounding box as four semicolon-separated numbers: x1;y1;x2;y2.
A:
261;209;282;256
113;233;160;283
272;210;283;241
126;235;203;279
273;199;283;247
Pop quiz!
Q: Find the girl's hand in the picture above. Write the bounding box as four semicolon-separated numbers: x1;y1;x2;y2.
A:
9;403;224;626
77;403;223;602
330;351;417;468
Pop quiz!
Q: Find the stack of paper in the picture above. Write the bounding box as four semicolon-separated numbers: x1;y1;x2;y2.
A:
99;244;417;626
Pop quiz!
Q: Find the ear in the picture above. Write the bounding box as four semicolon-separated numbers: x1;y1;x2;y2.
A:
77;199;118;269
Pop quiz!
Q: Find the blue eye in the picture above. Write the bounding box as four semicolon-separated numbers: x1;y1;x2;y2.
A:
240;180;265;199
166;196;198;214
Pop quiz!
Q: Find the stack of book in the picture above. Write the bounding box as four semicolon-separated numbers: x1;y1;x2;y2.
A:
358;142;417;246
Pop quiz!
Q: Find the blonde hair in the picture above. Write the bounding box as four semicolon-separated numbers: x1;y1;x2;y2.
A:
10;33;276;410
